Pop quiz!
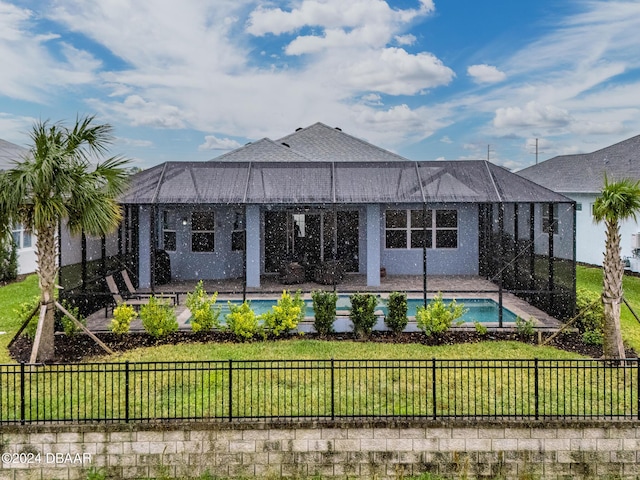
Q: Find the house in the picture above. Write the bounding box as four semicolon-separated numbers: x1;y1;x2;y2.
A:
60;123;576;321
518;134;640;268
0;139;37;275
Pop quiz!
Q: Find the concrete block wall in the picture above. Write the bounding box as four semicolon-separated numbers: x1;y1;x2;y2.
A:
1;420;640;479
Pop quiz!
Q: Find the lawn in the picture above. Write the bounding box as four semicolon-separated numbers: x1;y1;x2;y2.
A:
0;274;39;363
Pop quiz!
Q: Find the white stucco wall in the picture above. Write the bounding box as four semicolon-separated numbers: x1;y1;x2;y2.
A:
567;193;639;266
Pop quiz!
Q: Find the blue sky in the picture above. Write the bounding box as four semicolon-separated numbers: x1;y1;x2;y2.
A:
2;0;640;170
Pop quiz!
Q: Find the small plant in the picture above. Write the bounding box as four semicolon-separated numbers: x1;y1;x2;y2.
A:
139;296;178;338
110;303;137;334
474;320;488;336
60;299;86;337
261;290;305;337
226;301;260;340
312;290;337;335
515;316;536;337
416;293;466;337
15;296;40;340
385;291;408;335
186;280;221;333
349;292;378;338
582;329;604;345
85;467;107;480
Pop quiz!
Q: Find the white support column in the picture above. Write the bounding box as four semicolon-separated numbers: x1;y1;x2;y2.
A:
245;205;261;288
366;204;381;287
138;206;151;288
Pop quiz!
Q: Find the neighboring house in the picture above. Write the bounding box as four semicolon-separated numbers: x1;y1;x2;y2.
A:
518;134;640;268
0;139;37;275
93;122;575;320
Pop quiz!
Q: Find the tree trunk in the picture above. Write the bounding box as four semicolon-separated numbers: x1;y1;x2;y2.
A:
34;223;58;362
602;220;626;359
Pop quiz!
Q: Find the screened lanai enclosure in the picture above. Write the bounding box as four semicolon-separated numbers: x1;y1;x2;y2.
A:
58;158;576;323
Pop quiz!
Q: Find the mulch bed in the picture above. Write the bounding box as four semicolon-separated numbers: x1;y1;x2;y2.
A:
10;329;633;363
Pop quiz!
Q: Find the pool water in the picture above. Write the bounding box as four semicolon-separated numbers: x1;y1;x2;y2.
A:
199;296;517;324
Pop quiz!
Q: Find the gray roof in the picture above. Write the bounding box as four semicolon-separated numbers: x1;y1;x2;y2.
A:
0;139;28;169
121;160;571;205
517;134;640;193
276;122;409;162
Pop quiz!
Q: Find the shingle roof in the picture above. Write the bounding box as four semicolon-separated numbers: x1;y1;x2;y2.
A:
121;160;571;205
517;134;640;193
0;139;28;170
275;122;409;162
211;138;312;162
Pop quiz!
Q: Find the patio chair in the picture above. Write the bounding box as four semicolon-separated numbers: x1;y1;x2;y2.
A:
105;275;151;311
120;269;178;305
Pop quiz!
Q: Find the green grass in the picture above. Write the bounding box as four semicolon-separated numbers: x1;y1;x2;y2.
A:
577;264;640;352
0;274;39;363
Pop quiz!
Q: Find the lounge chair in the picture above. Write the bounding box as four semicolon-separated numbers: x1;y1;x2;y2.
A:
120;270;178;305
105;275;151;311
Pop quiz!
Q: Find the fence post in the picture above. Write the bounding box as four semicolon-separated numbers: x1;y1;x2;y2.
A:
20;362;25;426
228;359;233;422
330;358;335;420
534;358;539;420
432;358;437;420
125;361;130;423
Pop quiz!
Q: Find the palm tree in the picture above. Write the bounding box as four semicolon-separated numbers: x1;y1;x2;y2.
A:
592;176;640;359
0;116;129;362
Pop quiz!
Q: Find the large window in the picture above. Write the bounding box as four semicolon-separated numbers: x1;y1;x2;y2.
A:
191;211;215;252
385;209;457;249
11;224;32;250
162;211;176;252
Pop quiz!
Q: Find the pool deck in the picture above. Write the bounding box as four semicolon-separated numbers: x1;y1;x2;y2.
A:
86;275;563;332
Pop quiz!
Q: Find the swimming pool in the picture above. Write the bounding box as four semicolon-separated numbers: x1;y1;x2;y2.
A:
196;296;518;324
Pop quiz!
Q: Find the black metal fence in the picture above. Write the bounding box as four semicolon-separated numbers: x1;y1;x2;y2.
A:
1;359;637;425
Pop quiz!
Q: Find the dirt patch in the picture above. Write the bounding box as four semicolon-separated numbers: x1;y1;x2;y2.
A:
9;329;633;363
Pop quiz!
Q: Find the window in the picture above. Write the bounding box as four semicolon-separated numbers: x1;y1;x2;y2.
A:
385;209;457;249
191;211;215;252
231;210;245;251
542;204;559;234
162;211;176;252
11;224;32;250
576;203;582;211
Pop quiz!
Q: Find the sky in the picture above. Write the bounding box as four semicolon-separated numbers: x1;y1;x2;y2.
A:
1;0;640;170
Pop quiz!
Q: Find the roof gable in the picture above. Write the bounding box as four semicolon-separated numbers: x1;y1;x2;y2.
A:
0;139;28;170
276;122;408;162
211;138;311;163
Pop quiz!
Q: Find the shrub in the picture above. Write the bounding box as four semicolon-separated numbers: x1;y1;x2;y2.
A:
515;316;536;337
416;293;466;337
140;296;178;338
0;239;17;282
474;321;488;336
15;296;40;340
575;288;604;344
385;291;408;335
349;293;378;338
110;303;137;334
226;301;259;340
311;290;337;335
60;299;86;337
185;280;221;333
261;290;305;337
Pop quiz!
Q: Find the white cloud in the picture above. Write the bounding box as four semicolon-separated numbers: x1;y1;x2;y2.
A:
395;34;416;46
340;48;454;95
440;136;452;144
493;101;573;129
91;95;186;129
115;137;154;148
0;1;100;101
467;64;506;84
198;135;242;151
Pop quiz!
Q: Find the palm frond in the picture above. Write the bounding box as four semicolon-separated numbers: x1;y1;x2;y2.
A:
593;175;640;224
